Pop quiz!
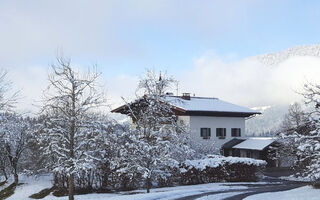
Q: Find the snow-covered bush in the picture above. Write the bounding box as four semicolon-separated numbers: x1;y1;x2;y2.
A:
179;156;266;184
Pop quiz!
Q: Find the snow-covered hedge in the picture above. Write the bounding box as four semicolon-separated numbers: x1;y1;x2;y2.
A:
178;156;266;185
181;156;266;171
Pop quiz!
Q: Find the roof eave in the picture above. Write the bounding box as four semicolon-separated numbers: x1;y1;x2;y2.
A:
181;111;261;117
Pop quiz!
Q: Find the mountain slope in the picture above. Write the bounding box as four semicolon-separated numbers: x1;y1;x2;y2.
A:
256;44;320;66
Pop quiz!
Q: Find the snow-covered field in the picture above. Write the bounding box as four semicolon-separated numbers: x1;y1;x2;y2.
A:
244;186;320;200
7;174;53;200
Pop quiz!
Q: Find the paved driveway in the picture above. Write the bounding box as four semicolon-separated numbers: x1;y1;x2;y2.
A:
174;168;309;200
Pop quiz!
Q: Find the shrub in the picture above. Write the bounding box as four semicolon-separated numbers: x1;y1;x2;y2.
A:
52;187;68;197
0;181;6;187
312;181;320;189
0;183;20;199
29;187;55;199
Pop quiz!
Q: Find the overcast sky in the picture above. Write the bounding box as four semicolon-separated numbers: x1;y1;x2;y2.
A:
1;0;320;113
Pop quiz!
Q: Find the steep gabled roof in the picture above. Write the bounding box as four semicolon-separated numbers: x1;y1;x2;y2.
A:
112;95;261;117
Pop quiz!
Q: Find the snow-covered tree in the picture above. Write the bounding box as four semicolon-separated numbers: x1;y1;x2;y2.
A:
276;83;320;180
91;116;133;190
0;113;32;184
0;69;25;183
269;103;310;167
0;144;9;182
119;70;193;193
289;83;320;180
40;57;105;200
281;102;309;134
0;70;18;111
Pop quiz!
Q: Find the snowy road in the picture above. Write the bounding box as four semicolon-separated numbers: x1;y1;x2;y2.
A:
175;180;308;200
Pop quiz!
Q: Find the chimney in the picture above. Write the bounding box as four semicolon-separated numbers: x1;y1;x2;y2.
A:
182;93;191;100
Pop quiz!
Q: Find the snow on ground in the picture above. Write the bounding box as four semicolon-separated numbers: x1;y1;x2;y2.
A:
7;174;53;200
3;173;303;200
279;175;312;182
42;182;248;200
3;173;282;200
244;186;320;200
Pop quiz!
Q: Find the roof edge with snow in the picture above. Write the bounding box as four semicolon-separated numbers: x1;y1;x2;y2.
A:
112;95;261;118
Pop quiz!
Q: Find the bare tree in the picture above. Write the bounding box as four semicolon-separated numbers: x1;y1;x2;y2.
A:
270;102;312;168
0;70;19;111
274;83;320;181
281;102;309;134
0;69;20;183
0;113;32;184
40;57;105;200
137;69;176;96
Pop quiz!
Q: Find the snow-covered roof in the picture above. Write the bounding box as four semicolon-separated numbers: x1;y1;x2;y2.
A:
112;95;260;117
164;96;259;114
232;137;275;151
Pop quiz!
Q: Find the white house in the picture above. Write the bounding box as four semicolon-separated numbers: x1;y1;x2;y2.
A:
112;93;291;167
112;93;261;152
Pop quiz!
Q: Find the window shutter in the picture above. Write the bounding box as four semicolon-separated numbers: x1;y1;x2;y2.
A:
208;128;211;137
200;128;204;137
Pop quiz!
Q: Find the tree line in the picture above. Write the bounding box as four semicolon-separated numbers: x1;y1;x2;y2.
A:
270;83;320;183
0;57;198;200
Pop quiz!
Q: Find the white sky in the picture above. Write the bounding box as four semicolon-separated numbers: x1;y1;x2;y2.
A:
6;50;320;114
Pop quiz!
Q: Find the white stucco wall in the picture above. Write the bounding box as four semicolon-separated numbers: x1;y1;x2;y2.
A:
179;115;245;152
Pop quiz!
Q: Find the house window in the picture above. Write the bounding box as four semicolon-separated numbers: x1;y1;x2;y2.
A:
216;128;226;139
200;128;211;139
231;128;241;137
246;150;252;158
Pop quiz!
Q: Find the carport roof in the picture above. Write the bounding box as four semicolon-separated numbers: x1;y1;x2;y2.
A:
222;138;246;149
232;137;275;151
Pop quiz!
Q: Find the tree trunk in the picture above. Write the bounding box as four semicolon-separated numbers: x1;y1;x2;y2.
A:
68;174;74;200
68;76;76;200
14;172;18;184
12;163;19;184
146;177;151;193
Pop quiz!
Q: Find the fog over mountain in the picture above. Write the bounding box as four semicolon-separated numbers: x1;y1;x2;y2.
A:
246;105;289;136
245;44;320;136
